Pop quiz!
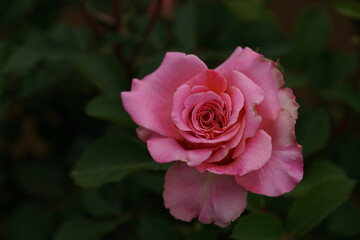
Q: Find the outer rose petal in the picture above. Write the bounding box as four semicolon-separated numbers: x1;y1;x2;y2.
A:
216;47;280;120
236;110;303;196
121;52;207;139
278;88;299;120
147;136;212;166
164;163;247;227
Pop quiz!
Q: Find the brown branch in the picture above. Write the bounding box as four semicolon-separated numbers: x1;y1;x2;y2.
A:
112;0;122;32
133;0;163;57
81;3;105;39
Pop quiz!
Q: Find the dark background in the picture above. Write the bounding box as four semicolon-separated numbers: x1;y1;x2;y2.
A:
0;0;359;239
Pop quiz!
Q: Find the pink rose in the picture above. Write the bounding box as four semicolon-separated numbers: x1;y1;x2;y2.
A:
121;47;303;227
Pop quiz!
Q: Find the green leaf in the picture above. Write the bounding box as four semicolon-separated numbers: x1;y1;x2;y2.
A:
14;163;65;199
4;40;60;74
6;204;54;240
219;22;291;59
292;7;331;65
224;0;273;22
327;201;360;237
81;188;121;218
72;135;169;188
54;217;101;240
332;0;360;19
246;192;265;212
85;94;135;127
287;179;355;238
0;0;32;25
296;107;331;157
231;213;285;240
68;54;126;94
174;2;197;50
138;214;179;240
288;160;347;197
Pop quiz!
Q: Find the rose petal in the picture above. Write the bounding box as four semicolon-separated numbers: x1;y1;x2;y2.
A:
204;130;272;176
185;69;227;93
278;88;299;120
164;163;247;227
236;110;303;196
121;52;207;139
229;71;264;157
227;86;244;125
216;47;280;120
147;136;212;166
172;85;192;131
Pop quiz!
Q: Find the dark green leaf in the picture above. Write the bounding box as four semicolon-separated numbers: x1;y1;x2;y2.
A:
224;0;273;22
54;217;101;240
219;22;291;59
6;204;54;240
232;213;285;240
297;107;331;157
81;188;121;218
14;163;65;199
246;192;265;212
332;0;360;19
174;2;197;50
85;94;135;127
138;214;179;240
72;135;169;188
327;201;360;237
4;41;60;73
68;54;126;94
292;7;331;65
287;179;355;238
288;160;347;197
1;0;32;25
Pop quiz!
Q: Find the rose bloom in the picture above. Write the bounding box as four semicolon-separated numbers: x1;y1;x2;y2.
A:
121;47;303;227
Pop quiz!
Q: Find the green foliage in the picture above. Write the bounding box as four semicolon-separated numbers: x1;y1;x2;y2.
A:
138;214;179;240
287;179;355;238
72;134;169;188
69;54;126;94
232;213;285;240
54;217;102;240
296;107;331;157
85;94;135;127
6;204;54;240
332;0;360;19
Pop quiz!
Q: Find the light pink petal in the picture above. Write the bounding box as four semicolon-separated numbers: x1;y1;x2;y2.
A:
263;109;298;148
227;86;244;125
185;69;227;93
204;130;272;176
235;146;303;197
236;110;303;196
278;88;299;120
147;136;212;166
273;67;285;88
172;85;192;131
229;71;263;157
121;52;207;139
216;47;280;120
181;123;240;145
164;163;247;227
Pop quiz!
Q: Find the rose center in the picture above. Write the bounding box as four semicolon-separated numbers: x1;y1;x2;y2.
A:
190;102;228;139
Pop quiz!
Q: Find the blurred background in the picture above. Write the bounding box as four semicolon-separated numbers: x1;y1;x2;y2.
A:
0;0;359;239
